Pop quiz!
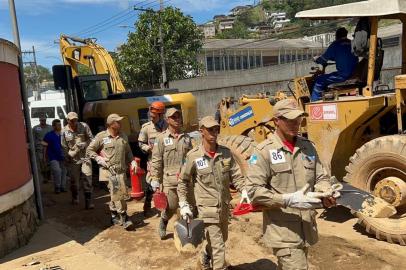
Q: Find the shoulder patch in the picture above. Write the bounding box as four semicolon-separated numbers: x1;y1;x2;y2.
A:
248;154;258;165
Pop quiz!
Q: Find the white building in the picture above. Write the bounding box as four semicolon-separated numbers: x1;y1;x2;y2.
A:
270;12;291;29
200;22;216;39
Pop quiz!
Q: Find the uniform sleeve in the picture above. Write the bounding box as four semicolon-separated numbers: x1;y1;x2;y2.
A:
138;126;151;153
245;149;285;208
122;134;134;165
150;135;164;183
60;131;69;158
230;153;245;192
125;141;134;165
177;154;195;203
86;134;102;160
314;152;332;192
84;123;94;144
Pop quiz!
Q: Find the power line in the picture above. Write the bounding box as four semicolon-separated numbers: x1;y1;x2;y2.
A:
71;8;133;37
84;12;141;37
78;11;136;37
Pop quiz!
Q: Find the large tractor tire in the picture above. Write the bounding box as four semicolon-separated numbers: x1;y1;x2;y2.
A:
344;135;406;245
218;135;257;176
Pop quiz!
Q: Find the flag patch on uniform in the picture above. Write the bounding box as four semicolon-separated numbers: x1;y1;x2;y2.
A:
248;154;257;165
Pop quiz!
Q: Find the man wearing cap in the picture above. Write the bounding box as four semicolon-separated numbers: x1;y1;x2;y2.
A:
245;99;336;270
150;108;193;239
138;101;168;214
61;112;94;209
32;116;52;183
87;113;137;231
178;116;246;270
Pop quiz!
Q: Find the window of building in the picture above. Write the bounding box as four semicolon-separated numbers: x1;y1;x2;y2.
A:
249;56;255;68
214;56;222;71
242;56;248;69
229;56;235;70
256;55;262;67
207;56;214;71
31;107;55;119
236;56;241;70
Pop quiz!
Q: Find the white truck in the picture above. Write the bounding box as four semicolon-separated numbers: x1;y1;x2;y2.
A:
29;98;67;127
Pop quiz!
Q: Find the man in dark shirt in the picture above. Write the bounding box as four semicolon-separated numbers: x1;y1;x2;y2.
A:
43;119;66;193
311;27;358;101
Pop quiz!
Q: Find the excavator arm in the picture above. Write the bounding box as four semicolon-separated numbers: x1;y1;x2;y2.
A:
59;34;125;93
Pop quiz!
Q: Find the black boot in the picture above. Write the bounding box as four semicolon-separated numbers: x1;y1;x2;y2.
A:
111;211;121;226
158;218;168;240
84;192;95;210
119;212;134;231
143;185;153;215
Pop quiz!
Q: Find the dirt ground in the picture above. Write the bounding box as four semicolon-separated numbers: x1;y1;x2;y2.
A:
40;182;406;270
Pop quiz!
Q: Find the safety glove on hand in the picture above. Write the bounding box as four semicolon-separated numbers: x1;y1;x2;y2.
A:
179;201;193;220
130;160;138;173
282;184;322;209
95;156;108;168
150;179;160;192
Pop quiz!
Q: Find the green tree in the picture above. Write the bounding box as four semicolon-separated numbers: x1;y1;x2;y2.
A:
24;65;52;90
216;20;251;39
116;7;203;90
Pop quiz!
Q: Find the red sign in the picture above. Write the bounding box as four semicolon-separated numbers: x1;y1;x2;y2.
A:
309;104;338;121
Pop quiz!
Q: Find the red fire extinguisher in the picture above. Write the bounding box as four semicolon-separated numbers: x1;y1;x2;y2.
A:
130;157;145;200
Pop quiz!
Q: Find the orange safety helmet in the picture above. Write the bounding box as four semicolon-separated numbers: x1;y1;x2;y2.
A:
149;101;165;114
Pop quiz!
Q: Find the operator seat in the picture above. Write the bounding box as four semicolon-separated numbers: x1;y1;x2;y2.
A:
325;39;384;98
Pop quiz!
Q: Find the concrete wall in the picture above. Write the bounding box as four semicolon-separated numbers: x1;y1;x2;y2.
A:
172;46;402;118
173;61;316;117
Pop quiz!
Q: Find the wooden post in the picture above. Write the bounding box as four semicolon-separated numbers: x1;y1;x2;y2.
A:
363;16;378;97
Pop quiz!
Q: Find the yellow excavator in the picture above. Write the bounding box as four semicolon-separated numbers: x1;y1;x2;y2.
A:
219;0;406;245
53;35;198;144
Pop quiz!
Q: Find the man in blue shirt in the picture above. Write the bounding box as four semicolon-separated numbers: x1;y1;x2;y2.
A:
311;27;358;101
43;119;66;193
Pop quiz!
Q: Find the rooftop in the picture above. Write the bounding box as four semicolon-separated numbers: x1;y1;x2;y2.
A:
203;38;322;50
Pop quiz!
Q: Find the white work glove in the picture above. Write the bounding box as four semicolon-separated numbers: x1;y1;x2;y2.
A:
130;160;138;173
68;149;78;158
240;189;251;203
282;184;322;210
150;180;160;191
179;201;193;220
77;142;87;150
95;156;108;168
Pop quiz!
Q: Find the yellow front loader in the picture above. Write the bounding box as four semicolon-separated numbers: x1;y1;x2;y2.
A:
219;0;406;245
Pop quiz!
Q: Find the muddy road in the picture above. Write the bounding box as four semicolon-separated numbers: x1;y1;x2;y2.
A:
42;184;405;270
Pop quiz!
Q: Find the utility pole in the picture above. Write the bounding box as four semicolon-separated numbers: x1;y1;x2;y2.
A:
159;0;167;89
22;46;40;100
134;1;167;89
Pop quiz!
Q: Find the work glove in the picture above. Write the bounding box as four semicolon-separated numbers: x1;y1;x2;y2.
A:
68;149;78;158
150;179;160;192
282;184;322;209
240;189;251;203
95;156;108;168
179;201;193;220
130;160;138;173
